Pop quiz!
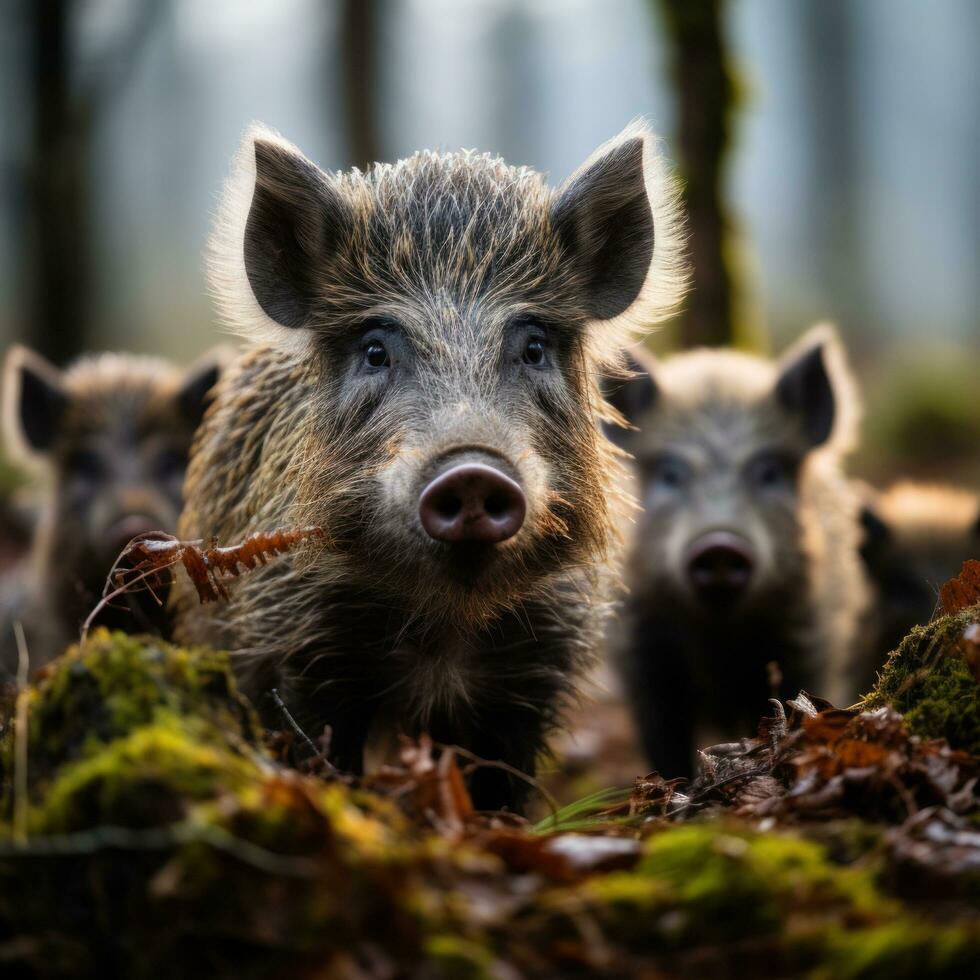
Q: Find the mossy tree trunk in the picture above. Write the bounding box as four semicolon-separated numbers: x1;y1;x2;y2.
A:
656;0;739;349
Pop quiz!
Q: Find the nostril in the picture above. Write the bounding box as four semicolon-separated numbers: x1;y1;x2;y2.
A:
435;492;462;519
484;493;508;518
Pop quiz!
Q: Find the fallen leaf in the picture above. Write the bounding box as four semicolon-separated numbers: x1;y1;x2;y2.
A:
939;559;980;616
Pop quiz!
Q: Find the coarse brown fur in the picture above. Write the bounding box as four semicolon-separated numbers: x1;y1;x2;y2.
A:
854;480;980;692
0;347;225;676
174;122;687;811
609;326;869;778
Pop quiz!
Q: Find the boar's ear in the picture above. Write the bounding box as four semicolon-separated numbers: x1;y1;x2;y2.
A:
176;346;233;429
775;323;860;451
551;121;687;344
601;351;659;447
209;125;350;345
2;345;67;460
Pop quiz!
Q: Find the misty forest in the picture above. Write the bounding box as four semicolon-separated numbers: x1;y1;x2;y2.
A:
0;2;979;977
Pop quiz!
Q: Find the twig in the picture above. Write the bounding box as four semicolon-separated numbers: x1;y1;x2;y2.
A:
668;764;771;817
80;564;175;647
435;741;560;823
269;688;338;774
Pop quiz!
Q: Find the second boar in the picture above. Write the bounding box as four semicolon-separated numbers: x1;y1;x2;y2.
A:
609;326;869;777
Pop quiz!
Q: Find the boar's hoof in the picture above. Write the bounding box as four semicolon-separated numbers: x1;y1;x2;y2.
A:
686;531;755;606
419;463;526;544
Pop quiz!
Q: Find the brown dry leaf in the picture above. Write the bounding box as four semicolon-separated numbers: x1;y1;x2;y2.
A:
628;772;685;817
939;558;980;616
483;830;639;883
392;735;475;836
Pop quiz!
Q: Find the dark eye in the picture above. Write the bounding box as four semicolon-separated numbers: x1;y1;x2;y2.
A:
523;337;546;367
364;339;391;369
154;448;187;481
65;449;103;481
649;454;689;490
749;452;794;489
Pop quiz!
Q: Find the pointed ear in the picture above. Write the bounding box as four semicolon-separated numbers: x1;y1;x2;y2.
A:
775;324;860;450
551;121;687;335
209;125;351;345
176;346;233;429
2;345;67;459
601;351;659;447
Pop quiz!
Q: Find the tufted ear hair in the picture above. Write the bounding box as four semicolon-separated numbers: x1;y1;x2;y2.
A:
209;124;352;348
551;120;687;358
601;349;659;447
176;346;234;429
2;345;67;463
774;323;861;452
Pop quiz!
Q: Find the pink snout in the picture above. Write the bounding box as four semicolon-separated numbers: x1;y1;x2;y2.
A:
418;463;526;544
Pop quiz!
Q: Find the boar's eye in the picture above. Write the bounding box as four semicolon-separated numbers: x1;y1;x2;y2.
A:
364;340;390;369
511;314;550;369
649;453;689;490
747;451;795;490
153;448;187;482
523;337;546;367
66;449;104;482
358;317;398;372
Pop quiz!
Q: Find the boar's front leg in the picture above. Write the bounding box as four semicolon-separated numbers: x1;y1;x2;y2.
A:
624;613;697;781
460;710;547;815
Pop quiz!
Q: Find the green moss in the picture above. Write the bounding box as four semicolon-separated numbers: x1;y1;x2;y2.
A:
520;823;980;975
33;713;262;834
0;629;260;813
865;605;980;756
819;920;980;980
424;934;496;979
574;826;881;949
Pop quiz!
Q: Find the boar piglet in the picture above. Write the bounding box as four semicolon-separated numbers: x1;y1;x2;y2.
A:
174;122;688;811
608;326;869;778
0;346;224;674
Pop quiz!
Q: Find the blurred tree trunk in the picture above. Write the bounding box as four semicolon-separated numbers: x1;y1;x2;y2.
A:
27;0;91;365
24;0;161;364
798;0;864;332
657;0;738;348
339;0;381;170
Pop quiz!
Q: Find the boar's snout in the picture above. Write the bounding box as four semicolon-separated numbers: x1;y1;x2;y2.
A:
419;462;526;544
686;531;755;606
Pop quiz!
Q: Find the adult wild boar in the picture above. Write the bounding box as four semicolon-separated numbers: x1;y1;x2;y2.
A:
173;122;688;811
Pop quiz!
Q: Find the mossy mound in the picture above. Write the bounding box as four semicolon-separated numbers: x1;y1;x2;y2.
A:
0;631;977;978
515;825;978;978
865;604;980;757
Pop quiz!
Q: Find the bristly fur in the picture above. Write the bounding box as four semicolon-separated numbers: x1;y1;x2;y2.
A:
613;325;870;778
179;123;688;811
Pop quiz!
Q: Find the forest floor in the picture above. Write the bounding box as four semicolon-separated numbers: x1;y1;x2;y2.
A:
1;563;979;978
